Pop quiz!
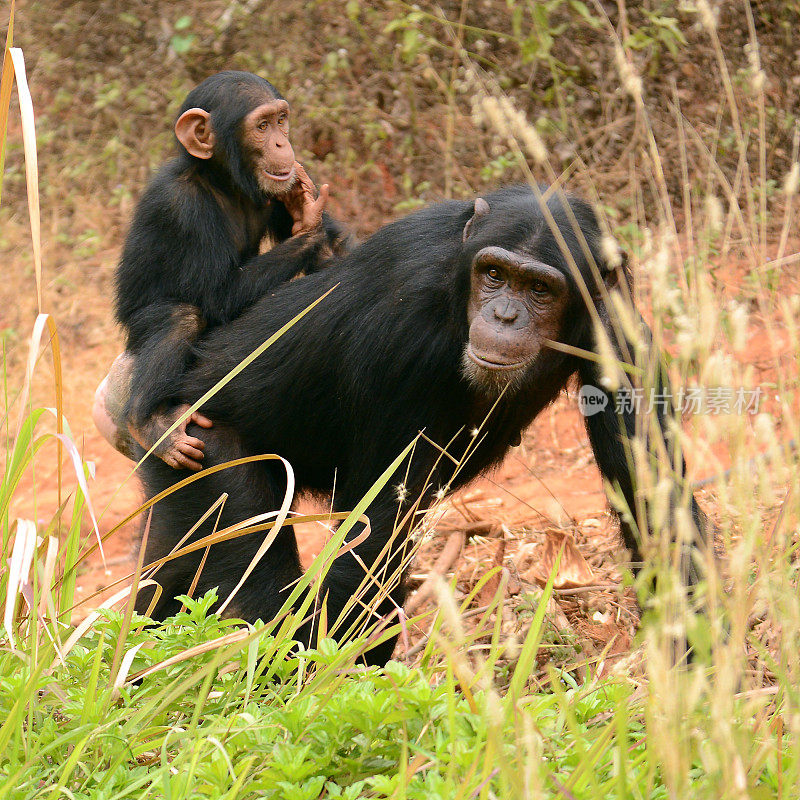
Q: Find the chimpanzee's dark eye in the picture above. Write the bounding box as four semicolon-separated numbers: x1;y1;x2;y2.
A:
258;120;269;130
532;280;549;294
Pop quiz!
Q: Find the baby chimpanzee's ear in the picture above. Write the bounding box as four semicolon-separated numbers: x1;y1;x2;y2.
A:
175;108;215;160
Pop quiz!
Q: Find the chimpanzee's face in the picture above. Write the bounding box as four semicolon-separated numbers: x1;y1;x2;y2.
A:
241;98;296;197
462;244;570;395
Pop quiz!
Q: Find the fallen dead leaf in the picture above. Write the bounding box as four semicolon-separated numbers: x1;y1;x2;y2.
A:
524;530;595;589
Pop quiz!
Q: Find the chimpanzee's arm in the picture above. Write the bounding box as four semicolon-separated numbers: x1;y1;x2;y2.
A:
577;314;707;587
318;211;355;262
214;229;333;322
267;201;353;263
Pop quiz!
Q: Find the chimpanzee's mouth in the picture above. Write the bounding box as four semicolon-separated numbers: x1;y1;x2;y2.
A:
263;169;294;181
466;346;526;371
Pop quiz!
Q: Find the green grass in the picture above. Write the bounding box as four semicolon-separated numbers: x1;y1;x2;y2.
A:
0;576;794;797
0;591;645;798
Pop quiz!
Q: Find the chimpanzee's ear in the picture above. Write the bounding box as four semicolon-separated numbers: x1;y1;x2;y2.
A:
175;108;215;159
462;197;490;242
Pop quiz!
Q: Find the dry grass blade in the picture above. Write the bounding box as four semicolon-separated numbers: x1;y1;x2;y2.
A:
52;429;102;561
0;2;15;203
476;533;506;608
8;315;71;554
111;641;149;694
40;535;59;630
217;454;294;615
3;518;36;653
76;452;305;571
9;47;41;311
123;629;253;685
50;580;160;669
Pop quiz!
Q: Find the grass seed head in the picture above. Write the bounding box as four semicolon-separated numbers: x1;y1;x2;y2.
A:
705;194;724;235
600;234;624;270
614;45;643;102
754;413;776;445
594;324;622;391
697;0;719;32
728;302;748;353
783;162;800;196
480;96;511;141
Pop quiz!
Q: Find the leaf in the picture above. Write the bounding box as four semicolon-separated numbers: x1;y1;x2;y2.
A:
170;34;195;55
525;530;594;589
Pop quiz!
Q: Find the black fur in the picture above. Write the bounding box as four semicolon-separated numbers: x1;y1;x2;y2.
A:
135;185;707;664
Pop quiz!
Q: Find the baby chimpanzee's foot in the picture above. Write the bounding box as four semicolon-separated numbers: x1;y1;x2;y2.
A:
129;404;213;470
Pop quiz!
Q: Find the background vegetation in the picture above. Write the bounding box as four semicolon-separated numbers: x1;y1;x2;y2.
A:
1;0;799;797
2;0;798;354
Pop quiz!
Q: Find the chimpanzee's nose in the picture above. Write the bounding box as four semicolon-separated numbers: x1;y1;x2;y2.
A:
493;300;519;323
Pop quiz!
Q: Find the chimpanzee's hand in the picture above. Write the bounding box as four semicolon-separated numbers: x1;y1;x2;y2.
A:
283;163;329;237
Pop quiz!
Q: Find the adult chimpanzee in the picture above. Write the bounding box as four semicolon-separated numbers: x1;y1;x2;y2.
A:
93;71;349;470
133;185;707;666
